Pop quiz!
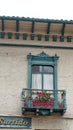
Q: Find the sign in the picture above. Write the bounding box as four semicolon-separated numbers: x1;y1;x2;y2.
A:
0;116;31;128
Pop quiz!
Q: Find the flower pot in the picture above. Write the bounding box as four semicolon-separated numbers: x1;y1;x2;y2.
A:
32;100;54;108
59;105;64;109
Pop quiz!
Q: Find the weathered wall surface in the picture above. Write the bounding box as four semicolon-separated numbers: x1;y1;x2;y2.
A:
0;43;73;130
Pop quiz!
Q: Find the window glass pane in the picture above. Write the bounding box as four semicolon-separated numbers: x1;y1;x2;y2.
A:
32;74;42;89
43;74;53;90
43;66;53;73
32;65;42;73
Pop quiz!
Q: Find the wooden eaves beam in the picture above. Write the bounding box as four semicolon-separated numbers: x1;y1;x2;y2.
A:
31;21;35;33
61;23;65;36
47;22;51;34
16;19;19;32
2;18;4;31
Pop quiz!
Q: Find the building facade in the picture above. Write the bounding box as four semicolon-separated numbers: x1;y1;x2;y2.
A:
0;16;73;130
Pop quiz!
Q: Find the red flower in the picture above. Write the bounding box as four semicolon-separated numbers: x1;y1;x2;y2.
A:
24;103;28;107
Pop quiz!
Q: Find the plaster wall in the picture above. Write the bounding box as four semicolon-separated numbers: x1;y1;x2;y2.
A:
0;45;73;130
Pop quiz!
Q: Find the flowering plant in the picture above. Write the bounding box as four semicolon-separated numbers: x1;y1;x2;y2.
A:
32;91;54;108
24;91;54;108
33;91;54;101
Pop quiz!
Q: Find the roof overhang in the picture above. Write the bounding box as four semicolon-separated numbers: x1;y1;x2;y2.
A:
0;16;73;42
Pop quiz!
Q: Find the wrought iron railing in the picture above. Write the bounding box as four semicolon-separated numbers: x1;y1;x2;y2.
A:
22;88;66;115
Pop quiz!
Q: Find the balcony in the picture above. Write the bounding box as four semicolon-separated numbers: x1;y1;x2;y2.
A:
22;88;66;116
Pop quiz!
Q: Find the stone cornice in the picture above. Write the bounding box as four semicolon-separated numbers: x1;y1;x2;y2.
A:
0;43;73;50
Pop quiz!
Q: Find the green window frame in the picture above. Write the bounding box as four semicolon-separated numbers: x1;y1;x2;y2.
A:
27;52;59;108
27;51;59;91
